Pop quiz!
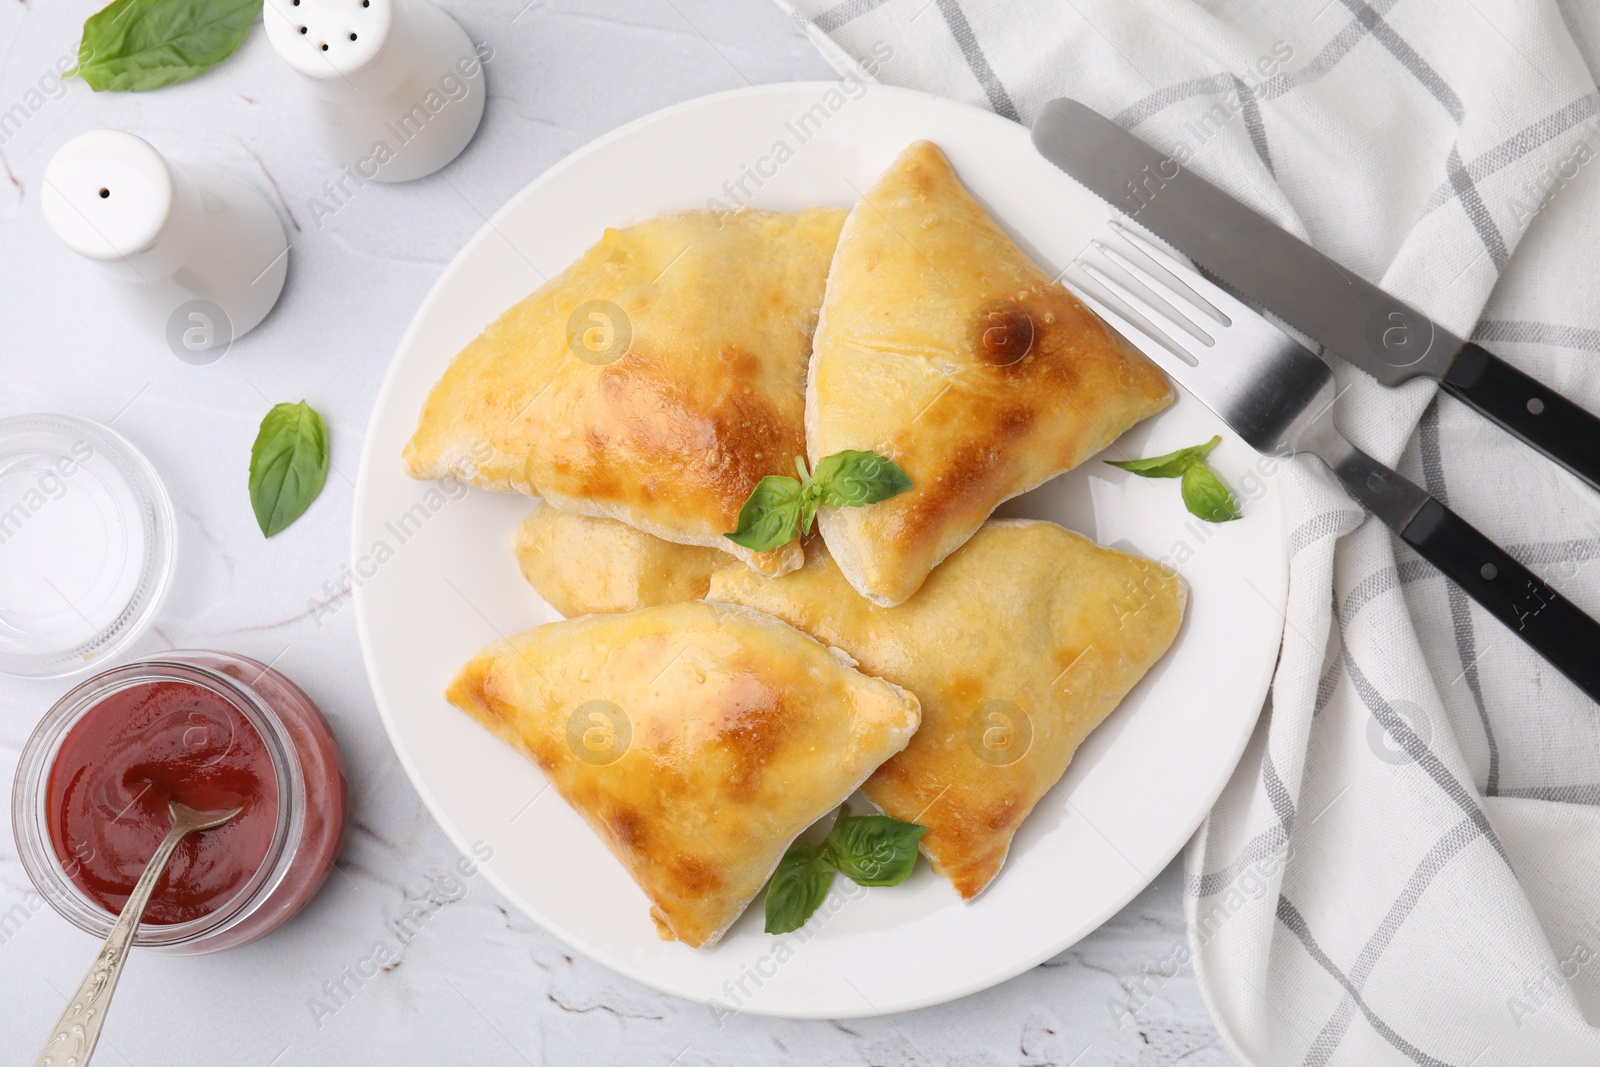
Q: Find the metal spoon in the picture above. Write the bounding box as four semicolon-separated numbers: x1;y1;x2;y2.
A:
35;800;243;1067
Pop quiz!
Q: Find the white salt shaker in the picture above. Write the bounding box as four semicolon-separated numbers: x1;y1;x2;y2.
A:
263;0;486;183
41;130;289;363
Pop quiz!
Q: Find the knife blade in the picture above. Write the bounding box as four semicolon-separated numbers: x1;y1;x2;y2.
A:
1031;97;1600;493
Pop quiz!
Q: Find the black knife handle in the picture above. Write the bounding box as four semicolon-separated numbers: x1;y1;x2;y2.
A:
1400;499;1600;703
1441;343;1600;493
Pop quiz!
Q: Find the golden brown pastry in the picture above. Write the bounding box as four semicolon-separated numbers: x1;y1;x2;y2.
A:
405;207;848;576
445;600;921;947
709;520;1184;899
513;503;730;617
807;142;1174;605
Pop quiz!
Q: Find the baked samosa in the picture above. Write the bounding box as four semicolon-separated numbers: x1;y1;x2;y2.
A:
445;601;921;947
808;142;1173;604
709;520;1184;899
514;503;729;617
405;207;847;576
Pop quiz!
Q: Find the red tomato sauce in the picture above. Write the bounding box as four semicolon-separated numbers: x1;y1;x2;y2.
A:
45;680;278;925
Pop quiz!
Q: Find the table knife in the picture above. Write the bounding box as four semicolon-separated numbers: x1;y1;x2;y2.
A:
1031;98;1600;493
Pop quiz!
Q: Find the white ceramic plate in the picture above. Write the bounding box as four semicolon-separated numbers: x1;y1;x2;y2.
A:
353;83;1287;1019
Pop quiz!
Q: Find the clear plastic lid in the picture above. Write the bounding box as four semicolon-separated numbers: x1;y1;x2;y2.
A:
0;415;174;678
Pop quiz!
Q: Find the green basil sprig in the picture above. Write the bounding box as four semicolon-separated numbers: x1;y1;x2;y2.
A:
76;0;263;92
764;807;927;934
727;451;911;552
1107;435;1241;524
249;401;329;538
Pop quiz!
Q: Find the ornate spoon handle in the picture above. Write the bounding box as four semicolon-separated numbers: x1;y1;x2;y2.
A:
35;803;239;1067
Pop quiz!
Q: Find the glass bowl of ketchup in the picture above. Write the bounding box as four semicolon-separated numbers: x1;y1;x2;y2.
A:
13;650;347;953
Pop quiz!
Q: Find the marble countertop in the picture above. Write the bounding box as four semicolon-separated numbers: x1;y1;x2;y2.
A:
0;1;1231;1062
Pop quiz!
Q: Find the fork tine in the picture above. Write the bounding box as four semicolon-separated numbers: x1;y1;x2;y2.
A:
1069;266;1199;372
1109;221;1257;324
1095;241;1221;341
1080;261;1205;365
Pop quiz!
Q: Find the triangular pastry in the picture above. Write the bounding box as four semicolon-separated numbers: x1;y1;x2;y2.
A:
445;600;921;946
708;520;1184;899
808;142;1173;604
405;207;847;576
513;503;730;617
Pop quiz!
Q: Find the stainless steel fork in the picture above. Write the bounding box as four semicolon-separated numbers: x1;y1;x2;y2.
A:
1070;222;1600;703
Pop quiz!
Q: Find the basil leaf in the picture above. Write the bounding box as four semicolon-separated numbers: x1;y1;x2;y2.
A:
1105;436;1220;479
763;842;836;934
724;475;802;551
77;0;262;93
826;812;927;887
1181;462;1241;523
812;450;913;508
249;401;329;537
808;450;850;489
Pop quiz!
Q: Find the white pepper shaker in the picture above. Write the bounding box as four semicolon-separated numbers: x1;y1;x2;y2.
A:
41;129;289;363
263;0;487;183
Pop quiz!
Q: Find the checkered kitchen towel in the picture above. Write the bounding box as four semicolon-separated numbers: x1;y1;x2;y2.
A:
775;0;1600;1063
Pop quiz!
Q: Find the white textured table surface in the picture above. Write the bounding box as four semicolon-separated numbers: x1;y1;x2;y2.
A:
0;2;1231;1063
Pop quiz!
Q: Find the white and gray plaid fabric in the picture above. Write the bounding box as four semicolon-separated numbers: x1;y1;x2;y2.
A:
774;0;1600;1062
